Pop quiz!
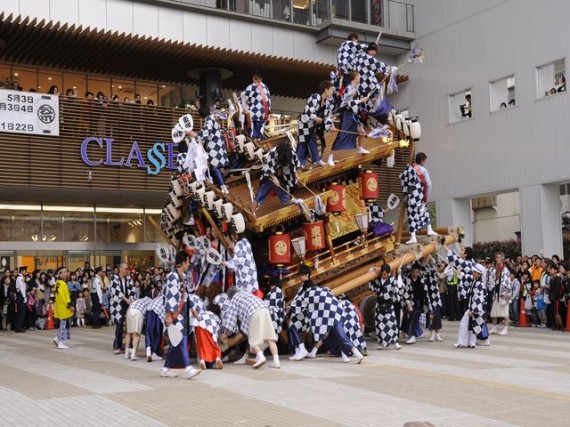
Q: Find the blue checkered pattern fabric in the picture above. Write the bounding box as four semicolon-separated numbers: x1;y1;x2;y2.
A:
354;52;388;96
337;40;367;74
289;286;344;342
242;82;271;122
191;310;220;342
447;252;474;301
369;277;400;346
261;145;299;193
298;93;334;146
339;299;366;351
197;115;229;169
264;287;285;334
110;275;135;323
223;290;267;336
226;238;259;293
400;165;430;233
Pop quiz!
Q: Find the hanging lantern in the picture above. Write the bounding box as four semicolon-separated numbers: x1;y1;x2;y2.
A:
409;120;421;140
268;232;291;266
327;183;346;215
291;236;307;261
360;170;379;204
303;221;326;251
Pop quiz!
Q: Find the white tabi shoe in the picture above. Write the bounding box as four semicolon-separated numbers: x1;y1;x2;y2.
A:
428;331;435;342
252;353;267;369
477;339;491;346
489;327;498;335
199;359;206;370
406;336;416;345
151;353;163;362
327;155;335;167
160;368;178;378
435;334;444;342
426;225;437;236
315;160;327;167
124;349;130;359
394;343;402;350
341;352;350;363
406;232;417;244
357;146;370;154
291;347;308;361
53;337;59;347
498;328;508;335
57;341;69;349
185;367;202;379
215;358;224;369
234;353;249;365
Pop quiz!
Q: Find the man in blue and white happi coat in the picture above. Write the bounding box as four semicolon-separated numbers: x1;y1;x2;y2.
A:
296;81;336;169
160;251;202;380
197;107;229;194
223;234;259;294
399;152;436;244
455;263;490;348
110;263;135;354
145;293;165;362
221;287;280;369
369;263;402;350
289;268;364;364
241;70;271;139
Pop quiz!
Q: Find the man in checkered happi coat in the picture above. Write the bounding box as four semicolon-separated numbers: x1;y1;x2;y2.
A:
223;235;259;294
288;267;364;364
241;70;271;139
399;152;436;244
196;107;229;193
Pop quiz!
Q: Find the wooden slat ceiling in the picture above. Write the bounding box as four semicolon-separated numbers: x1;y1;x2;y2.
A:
0;13;408;99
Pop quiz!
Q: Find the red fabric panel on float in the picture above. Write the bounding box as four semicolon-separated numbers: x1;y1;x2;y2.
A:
360;170;379;202
268;232;291;265
327;183;346;214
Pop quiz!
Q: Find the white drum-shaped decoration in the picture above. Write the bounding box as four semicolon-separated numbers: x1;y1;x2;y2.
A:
409;121;421;140
244;142;256;160
204;191;216;210
213;199;225;218
395;114;403;132
231;213;246;234
195;187;206;204
222;203;234;222
166;204;182;220
235;134;246;153
403;120;411;137
388;110;396;126
253;148;264;162
171;178;184;197
178;114;194;132
169;192;183;208
171;124;185;143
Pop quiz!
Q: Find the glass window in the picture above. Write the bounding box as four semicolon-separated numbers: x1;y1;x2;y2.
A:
159;84;182;108
490;75;515;112
112;79;136;104
96;211;144;243
351;0;366;23
370;0;383;25
11;66;37;92
62;72;87;97
537;59;566;98
39;70;63;95
135;82;158;106
293;0;312;24
332;0;349;20
13;212;42;242
0;64;11;88
63;211;95;242
448;89;471;124
88;78;111;101
145;214;165;243
41;212;63;243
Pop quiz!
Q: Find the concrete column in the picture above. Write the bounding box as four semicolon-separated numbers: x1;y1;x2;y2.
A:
436;198;473;246
520;184;563;258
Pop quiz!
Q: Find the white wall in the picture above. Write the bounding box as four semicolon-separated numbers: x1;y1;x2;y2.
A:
0;0;338;64
401;0;570;203
473;192;520;243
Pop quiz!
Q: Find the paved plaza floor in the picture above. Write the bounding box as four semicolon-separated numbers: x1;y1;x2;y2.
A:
1;321;569;426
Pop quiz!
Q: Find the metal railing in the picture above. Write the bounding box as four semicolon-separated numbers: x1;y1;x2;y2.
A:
166;0;414;32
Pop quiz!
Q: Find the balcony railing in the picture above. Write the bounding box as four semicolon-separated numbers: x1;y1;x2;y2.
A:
167;0;414;32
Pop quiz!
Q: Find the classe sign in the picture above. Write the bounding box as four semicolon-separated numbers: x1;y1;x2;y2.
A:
81;137;178;175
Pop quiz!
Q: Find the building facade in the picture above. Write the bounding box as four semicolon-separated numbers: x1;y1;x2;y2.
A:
392;0;569;257
0;0;414;270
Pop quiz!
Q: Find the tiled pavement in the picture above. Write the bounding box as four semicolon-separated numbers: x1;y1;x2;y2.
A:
1;322;569;426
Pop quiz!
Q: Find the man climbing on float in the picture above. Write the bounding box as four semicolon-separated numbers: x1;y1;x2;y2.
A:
399;152;436;244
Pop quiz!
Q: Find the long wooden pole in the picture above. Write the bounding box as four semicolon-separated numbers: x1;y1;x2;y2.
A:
331;233;458;297
201;208;234;257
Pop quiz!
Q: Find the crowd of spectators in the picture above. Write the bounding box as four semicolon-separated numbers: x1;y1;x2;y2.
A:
0;262;167;332
436;253;570;330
